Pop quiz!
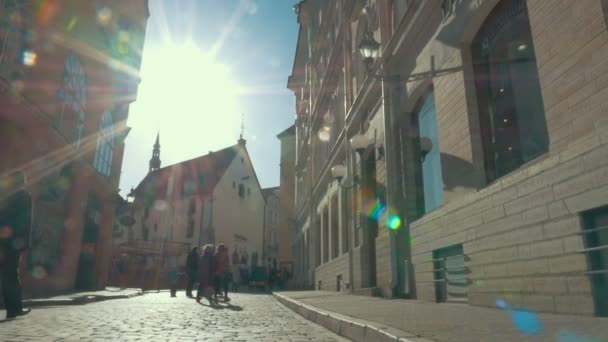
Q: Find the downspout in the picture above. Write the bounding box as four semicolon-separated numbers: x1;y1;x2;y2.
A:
262;199;267;266
381;73;402;297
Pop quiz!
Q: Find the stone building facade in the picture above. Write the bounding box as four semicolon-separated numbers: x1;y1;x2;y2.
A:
0;0;149;296
277;125;296;277
288;0;608;316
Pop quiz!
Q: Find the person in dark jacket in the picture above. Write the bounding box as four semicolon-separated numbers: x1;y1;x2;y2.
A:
0;171;32;319
185;247;200;298
196;244;216;305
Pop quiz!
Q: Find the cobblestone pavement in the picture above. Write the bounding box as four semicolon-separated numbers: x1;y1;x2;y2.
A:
0;292;350;342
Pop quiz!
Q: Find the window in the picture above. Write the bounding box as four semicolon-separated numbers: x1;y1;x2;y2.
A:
247;187;251;196
232;181;236;188
186;220;194;238
93;111;114;177
414;90;444;214
472;0;548;183
153;224;158;232
142;225;149;241
251;252;258;267
238;184;245;198
582;206;608;317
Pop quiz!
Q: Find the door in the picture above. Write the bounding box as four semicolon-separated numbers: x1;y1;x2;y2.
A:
433;244;468;303
418;91;444;214
583;207;608;317
75;194;100;291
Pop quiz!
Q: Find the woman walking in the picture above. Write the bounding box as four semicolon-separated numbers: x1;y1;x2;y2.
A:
185;247;200;298
214;244;230;302
196;244;216;305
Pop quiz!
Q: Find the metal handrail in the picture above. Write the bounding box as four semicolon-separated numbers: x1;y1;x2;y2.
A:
585;269;608;275
576;244;608;254
578;225;608;235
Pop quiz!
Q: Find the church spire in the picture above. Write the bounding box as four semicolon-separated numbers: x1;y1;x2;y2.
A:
149;132;161;172
238;113;246;146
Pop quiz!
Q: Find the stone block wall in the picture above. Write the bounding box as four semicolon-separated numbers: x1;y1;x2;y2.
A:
314;253;350;292
409;0;608;316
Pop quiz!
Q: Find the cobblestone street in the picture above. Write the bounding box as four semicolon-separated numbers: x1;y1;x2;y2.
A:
0;292;348;342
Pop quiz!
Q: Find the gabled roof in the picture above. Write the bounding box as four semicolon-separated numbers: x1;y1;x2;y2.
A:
134;145;238;203
277;125;295;138
261;186;280;200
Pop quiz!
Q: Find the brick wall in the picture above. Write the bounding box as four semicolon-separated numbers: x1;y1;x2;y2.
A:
409;0;608;316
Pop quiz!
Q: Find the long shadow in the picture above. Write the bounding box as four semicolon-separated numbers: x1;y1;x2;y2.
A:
196;301;243;311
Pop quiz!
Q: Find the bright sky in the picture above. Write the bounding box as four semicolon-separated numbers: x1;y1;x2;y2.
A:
119;0;299;196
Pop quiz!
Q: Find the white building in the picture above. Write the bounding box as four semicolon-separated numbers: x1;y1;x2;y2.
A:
130;136;266;267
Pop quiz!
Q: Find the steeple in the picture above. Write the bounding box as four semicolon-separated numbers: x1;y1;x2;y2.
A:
238;113;246;146
149;132;161;172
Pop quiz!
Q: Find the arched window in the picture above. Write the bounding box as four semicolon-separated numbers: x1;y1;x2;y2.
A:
93;111;114;177
472;0;548;182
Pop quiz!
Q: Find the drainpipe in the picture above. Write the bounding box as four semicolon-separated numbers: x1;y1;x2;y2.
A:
262;199;267;265
381;73;403;297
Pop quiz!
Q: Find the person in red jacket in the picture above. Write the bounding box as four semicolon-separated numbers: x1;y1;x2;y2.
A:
196;244;216;305
213;244;230;302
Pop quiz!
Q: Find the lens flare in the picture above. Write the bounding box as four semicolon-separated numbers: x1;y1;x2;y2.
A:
67;16;78;31
388;215;401;230
22;50;38;66
512;310;543;336
97;7;112;26
496;299;543;336
31;265;48;279
496;299;508;309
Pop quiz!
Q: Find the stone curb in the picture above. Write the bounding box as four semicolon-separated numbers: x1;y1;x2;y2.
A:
273;293;437;342
17;290;143;308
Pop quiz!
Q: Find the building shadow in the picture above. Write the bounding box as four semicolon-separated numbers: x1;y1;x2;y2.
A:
440;153;480;191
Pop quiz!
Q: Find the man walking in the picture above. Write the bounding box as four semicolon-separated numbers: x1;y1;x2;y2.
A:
0;171;32;319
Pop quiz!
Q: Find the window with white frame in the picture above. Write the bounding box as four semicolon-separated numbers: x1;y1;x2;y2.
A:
93;111;114;177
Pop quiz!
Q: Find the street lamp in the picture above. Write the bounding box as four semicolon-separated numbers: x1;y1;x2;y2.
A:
330;133;372;292
358;31;381;71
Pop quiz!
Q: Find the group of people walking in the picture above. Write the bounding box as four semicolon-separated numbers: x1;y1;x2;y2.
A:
185;243;232;306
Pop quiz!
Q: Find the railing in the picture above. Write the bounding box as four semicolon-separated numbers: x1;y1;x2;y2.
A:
576;225;608;276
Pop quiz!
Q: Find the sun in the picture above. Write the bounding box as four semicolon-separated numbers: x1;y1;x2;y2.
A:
131;40;242;161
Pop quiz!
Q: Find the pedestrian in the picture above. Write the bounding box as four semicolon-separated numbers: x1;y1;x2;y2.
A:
185;247;199;298
231;262;240;293
168;255;178;297
196;244;216;305
0;171;32;319
213;244;230;302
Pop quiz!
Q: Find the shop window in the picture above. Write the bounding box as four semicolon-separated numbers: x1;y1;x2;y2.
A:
413;90;444;214
471;0;548;183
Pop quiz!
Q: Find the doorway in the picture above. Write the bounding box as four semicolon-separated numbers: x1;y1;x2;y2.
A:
582;206;608;317
75;193;100;291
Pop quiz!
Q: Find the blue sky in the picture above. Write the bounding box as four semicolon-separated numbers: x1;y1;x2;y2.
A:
119;0;299;196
